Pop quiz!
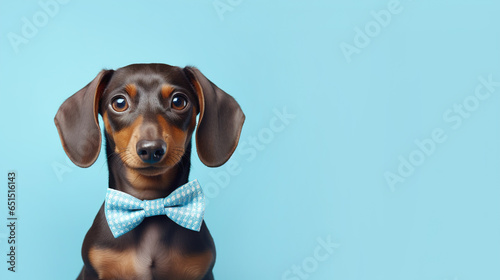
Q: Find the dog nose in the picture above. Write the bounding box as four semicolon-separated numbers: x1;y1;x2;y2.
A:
136;140;167;164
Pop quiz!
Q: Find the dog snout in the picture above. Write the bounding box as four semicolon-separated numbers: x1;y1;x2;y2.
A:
136;140;167;164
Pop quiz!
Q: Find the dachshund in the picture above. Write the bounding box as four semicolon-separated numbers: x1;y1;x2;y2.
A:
55;63;244;279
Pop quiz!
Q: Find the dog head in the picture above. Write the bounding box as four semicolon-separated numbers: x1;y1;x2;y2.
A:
55;63;244;187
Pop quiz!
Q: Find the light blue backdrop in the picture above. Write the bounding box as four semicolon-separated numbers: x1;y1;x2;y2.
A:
1;0;500;279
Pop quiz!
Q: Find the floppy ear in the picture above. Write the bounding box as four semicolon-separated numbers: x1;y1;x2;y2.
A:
184;67;245;167
54;70;114;168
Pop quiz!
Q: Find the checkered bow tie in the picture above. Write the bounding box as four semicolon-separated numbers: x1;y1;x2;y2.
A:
104;180;205;238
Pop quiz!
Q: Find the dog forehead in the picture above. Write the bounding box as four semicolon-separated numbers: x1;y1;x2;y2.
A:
107;64;192;92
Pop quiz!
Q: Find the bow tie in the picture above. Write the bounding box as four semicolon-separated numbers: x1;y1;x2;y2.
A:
104;180;205;238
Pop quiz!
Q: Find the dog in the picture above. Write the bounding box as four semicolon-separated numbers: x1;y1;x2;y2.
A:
55;63;245;279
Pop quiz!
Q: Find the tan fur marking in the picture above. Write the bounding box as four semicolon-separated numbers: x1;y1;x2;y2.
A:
190;107;197;130
157;115;189;167
89;247;138;279
125;84;137;98
158;250;214;280
191;78;204;116
177;250;214;280
103;111;112;135
112;116;143;155
161;85;175;99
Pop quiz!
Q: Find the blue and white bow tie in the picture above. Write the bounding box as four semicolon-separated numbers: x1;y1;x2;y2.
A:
104;180;205;238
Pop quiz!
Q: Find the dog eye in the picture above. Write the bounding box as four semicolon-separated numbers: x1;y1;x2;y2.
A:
171;94;187;110
111;96;129;112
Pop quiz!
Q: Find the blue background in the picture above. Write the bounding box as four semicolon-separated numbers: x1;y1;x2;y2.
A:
1;0;500;279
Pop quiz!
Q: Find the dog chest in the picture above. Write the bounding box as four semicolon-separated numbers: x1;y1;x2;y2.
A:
88;219;214;280
89;245;214;280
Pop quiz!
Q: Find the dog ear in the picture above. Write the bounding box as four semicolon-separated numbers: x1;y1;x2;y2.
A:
54;70;114;168
184;67;245;167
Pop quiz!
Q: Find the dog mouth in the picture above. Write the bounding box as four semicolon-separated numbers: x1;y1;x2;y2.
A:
133;165;169;176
